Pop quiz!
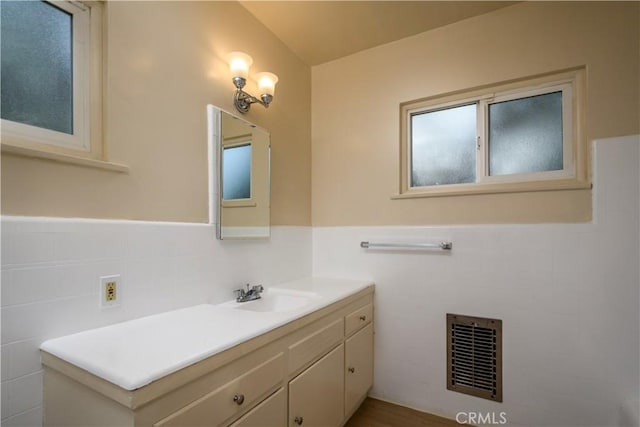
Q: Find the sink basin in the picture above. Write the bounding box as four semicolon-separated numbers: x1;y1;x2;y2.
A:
234;292;316;313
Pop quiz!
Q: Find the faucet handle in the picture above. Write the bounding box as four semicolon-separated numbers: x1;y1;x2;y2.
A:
252;285;264;293
234;288;245;298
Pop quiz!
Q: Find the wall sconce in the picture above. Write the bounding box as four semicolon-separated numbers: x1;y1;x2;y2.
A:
226;51;279;114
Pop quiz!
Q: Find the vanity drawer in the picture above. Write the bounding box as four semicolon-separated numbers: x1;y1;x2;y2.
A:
228;388;285;427
154;353;284;427
345;304;373;337
288;318;343;375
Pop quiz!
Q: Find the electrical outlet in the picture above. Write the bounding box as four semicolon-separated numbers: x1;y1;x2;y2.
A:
106;281;116;301
100;275;121;308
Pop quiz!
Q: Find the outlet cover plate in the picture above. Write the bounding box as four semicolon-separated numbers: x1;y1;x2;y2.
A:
100;275;121;308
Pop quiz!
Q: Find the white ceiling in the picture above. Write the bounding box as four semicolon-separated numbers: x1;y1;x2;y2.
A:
239;1;517;66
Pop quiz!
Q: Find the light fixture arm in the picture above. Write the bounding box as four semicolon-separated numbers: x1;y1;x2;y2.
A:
232;77;273;114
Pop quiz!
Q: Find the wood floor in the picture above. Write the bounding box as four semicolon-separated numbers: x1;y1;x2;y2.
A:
344;398;463;427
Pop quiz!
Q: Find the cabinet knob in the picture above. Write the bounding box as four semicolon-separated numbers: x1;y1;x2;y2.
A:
294;416;304;425
348;366;355;373
359;315;366;321
233;394;245;405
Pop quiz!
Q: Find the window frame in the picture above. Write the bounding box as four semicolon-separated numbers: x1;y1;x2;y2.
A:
478;82;574;184
1;1;104;160
408;101;478;187
398;68;588;199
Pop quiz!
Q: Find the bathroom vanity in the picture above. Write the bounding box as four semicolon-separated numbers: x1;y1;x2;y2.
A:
40;278;374;426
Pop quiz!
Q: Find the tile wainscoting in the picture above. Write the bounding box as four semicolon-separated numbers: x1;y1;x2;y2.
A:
1;223;311;425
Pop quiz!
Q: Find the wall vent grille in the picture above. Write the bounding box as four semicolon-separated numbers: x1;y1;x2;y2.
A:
447;313;502;402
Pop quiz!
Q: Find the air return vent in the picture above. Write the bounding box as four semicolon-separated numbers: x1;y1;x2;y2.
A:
447;313;502;402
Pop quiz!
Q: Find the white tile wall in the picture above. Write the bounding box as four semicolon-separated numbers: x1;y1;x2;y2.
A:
0;223;311;425
312;136;640;426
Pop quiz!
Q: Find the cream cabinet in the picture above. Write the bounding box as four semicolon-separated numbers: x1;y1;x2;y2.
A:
345;303;373;336
42;286;374;427
229;388;286;427
289;344;345;427
345;323;374;417
153;353;284;426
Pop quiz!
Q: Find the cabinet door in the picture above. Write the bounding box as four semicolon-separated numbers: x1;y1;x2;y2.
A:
345;323;374;416
288;344;344;427
229;388;286;427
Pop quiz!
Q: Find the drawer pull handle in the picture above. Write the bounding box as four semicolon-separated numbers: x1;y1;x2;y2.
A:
233;394;245;405
348;366;355;373
294;416;304;425
359;315;367;321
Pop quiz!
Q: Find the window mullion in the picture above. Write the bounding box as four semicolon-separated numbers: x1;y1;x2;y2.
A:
561;84;574;173
476;100;487;183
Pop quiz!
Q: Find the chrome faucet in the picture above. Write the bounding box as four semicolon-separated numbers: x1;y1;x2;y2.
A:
235;284;264;302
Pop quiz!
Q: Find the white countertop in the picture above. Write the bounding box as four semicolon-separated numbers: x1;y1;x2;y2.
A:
40;277;373;391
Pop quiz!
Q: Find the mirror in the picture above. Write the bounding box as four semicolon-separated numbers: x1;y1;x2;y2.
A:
208;105;270;239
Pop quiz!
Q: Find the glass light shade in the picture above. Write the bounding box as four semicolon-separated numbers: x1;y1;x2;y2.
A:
255;72;278;96
226;51;253;79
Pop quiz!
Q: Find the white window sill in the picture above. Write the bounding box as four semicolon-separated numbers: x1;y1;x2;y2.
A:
221;200;258;208
1;143;129;173
392;178;592;199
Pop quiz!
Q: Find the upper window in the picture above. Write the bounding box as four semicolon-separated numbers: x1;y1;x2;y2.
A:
399;69;588;197
1;1;102;157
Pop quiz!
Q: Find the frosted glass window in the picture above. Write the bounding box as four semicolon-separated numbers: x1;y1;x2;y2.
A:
1;1;73;134
401;73;581;196
488;91;563;176
410;104;476;187
223;144;252;200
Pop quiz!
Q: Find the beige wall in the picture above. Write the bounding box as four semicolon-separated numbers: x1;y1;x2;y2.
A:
312;2;639;226
1;1;311;225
